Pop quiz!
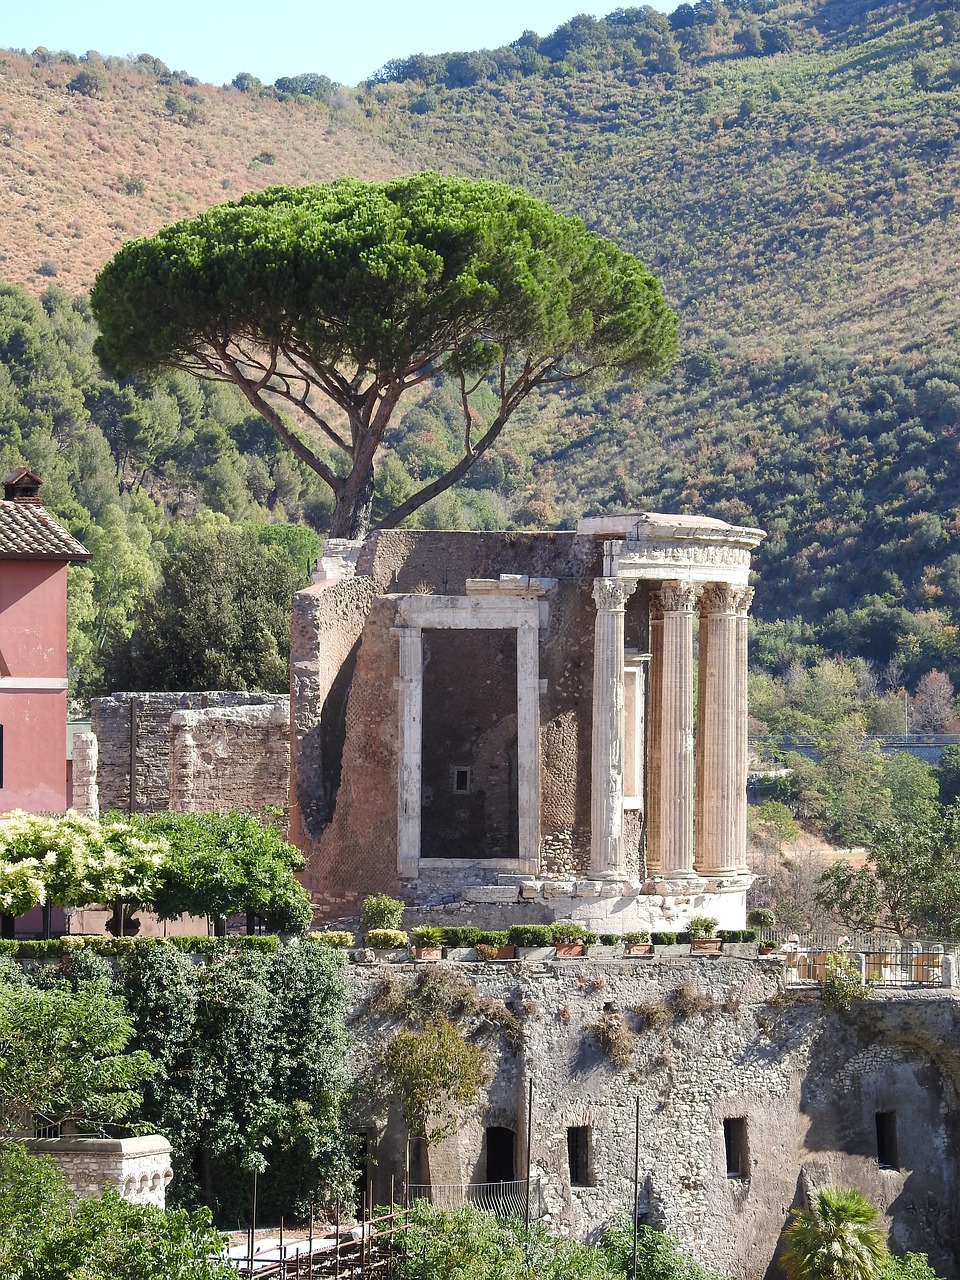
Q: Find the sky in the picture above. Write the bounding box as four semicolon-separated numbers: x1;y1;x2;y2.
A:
4;0;676;89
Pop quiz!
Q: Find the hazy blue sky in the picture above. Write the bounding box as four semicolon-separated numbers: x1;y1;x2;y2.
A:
4;0;675;88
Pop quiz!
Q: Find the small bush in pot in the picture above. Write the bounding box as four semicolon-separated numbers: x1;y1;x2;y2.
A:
362;894;405;932
687;916;719;940
411;926;443;948
507;924;554;948
367;928;409;950
747;907;776;931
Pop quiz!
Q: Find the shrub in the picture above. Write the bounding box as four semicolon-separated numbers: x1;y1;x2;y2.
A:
381;1018;487;1143
623;930;651;944
308;930;355;948
475;930;509;946
671;983;716;1017
367;928;409;949
67;67;108;97
599;933;620;946
718;929;758;943
588;1010;636;1070
507;924;554;947
822;949;868;1012
551;922;595;945
687;915;719;939
438;926;481;948
651;931;678;946
361;894;405;932
411;926;443;947
747;907;776;930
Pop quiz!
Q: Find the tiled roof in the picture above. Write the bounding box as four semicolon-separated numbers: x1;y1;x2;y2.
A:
0;500;90;561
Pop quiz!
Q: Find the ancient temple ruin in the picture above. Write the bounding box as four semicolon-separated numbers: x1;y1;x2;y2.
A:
290;514;764;931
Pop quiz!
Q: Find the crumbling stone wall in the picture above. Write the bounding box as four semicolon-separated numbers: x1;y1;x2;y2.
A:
169;701;290;815
292;532;606;916
91;692;288;814
349;959;960;1280
24;1135;173;1208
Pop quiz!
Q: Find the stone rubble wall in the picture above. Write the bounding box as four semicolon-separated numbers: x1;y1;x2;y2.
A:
348;958;960;1280
169;702;290;815
91;692;288;815
71;731;99;817
24;1135;173;1208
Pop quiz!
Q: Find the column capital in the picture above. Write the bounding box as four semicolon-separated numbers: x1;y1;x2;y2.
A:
593;576;637;613
699;583;755;617
653;580;703;615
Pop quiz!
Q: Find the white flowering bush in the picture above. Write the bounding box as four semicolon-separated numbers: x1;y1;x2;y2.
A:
0;811;168;912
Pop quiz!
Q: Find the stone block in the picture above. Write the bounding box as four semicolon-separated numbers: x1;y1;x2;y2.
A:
462;885;521;903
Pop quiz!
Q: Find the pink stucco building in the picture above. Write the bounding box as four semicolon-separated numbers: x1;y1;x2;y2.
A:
0;468;90;813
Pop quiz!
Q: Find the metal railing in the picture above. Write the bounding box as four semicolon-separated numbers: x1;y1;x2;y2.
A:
778;941;952;988
408;1178;542;1219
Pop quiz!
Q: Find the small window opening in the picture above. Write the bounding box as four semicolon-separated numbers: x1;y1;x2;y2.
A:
876;1111;899;1169
486;1126;516;1183
452;766;471;794
723;1117;748;1178
567;1126;594;1187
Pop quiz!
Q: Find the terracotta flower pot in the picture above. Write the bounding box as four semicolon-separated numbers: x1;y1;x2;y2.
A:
555;942;586;957
624;942;654;956
476;943;517;961
413;946;443;960
689;938;723;955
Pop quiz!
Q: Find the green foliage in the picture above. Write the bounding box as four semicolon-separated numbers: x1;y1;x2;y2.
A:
881;1256;947;1280
91;174;677;537
308;929;355;948
119;941;354;1220
651;932;678;946
747;907;776;929
623;930;651;944
588;1010;636;1070
132;811;311;931
0;977;152;1132
0;1144;233;1280
815;806;960;936
394;1202;621;1280
411;926;444;947
550;921;595;944
821;950;868;1013
602;1216;733;1280
105;523;308;692
367;928;410;949
507;924;554;947
381;1017;487;1143
67;67;108;97
686;915;719;939
362;894;406;931
782;1185;888;1280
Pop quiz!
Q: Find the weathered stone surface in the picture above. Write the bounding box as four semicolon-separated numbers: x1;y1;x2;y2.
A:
347;959;960;1280
24;1135;173;1208
169;702;289;814
91;691;288;815
462;885;521;903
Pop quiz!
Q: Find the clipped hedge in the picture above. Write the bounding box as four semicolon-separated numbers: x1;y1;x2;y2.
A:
717;929;758;943
507;924;554;947
307;930;355;948
650;932;677;946
6;934;284;958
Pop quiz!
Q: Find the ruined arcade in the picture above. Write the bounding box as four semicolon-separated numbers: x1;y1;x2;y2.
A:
290;513;765;931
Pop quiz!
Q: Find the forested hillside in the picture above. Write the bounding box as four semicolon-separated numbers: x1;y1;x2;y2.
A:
2;0;960;697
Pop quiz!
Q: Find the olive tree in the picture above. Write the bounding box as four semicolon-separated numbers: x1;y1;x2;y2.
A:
91;174;678;537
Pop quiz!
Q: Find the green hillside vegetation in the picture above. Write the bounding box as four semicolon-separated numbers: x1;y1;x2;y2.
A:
3;0;960;703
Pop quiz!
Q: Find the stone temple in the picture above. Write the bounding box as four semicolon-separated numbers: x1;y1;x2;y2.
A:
290;513;765;933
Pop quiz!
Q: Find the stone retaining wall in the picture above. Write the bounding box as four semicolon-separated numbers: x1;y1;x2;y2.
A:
348;958;960;1280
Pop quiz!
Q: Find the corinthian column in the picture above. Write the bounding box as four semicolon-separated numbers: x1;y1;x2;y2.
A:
695;584;754;876
652;581;701;878
590;576;637;877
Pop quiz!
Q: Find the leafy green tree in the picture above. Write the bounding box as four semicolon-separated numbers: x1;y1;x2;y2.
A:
815;805;960;935
105;522;307;692
133;810;312;933
781;1186;888;1280
937;743;960;805
119;941;354;1219
91;174;678;537
602;1216;732;1280
0;978;153;1132
381;1017;487;1144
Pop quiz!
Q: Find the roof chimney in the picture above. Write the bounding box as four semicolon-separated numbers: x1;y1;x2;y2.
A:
3;468;43;504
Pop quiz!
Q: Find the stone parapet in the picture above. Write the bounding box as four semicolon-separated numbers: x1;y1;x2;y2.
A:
24;1135;173;1208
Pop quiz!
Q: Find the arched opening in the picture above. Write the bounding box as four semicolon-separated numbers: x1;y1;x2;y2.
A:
485;1126;515;1183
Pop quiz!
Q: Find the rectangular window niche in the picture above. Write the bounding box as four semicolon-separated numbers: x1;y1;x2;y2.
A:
723;1117;748;1178
394;586;550;879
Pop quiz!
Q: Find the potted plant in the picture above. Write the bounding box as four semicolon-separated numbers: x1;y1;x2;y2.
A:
361;893;405;936
551;922;595;957
747;907;778;954
366;927;409;958
687;916;721;955
476;930;516;960
508;924;553;958
411;926;444;960
623;930;653;956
